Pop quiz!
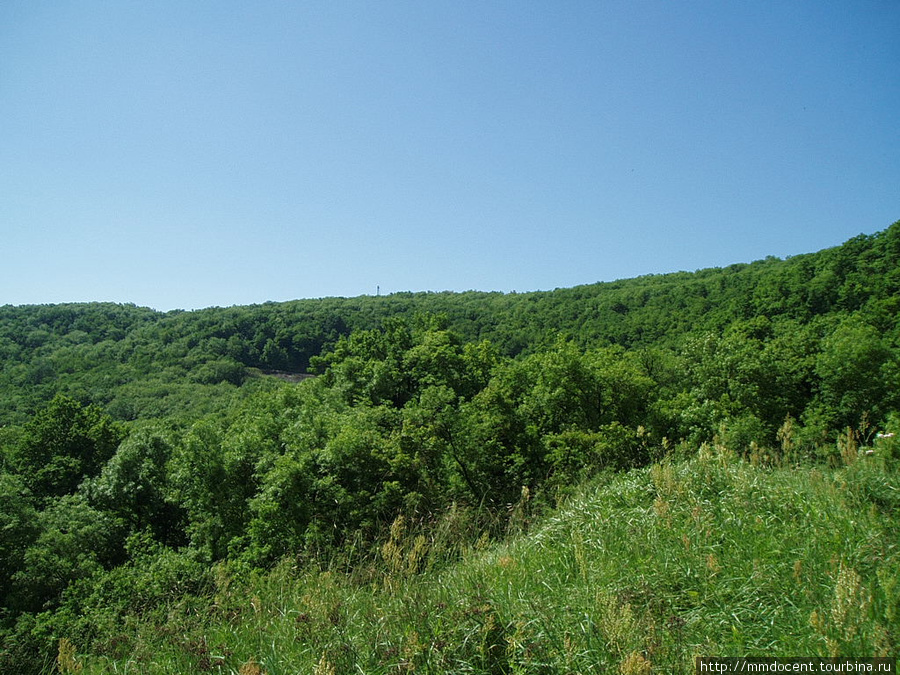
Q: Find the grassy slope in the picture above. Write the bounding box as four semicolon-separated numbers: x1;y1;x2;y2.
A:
71;439;899;674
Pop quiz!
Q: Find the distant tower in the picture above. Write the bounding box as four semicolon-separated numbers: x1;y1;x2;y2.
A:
376;285;380;297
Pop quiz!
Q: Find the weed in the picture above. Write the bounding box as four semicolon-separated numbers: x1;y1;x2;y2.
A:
57;638;83;675
238;658;265;675
619;650;652;675
312;653;336;675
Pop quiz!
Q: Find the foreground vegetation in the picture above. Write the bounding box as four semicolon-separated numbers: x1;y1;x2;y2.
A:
40;440;900;673
1;222;898;671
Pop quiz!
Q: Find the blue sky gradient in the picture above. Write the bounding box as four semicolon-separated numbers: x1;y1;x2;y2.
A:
2;1;898;310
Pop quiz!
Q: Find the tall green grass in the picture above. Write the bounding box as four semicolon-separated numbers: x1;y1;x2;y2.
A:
62;441;898;674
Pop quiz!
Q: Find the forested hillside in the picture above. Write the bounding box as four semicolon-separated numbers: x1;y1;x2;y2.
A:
1;223;899;672
3;223;898;424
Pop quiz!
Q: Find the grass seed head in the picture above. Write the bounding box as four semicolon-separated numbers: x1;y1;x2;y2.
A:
619;650;651;675
238;658;265;675
57;638;83;675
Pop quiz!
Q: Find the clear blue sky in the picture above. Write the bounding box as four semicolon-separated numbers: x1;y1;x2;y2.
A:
2;1;898;311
